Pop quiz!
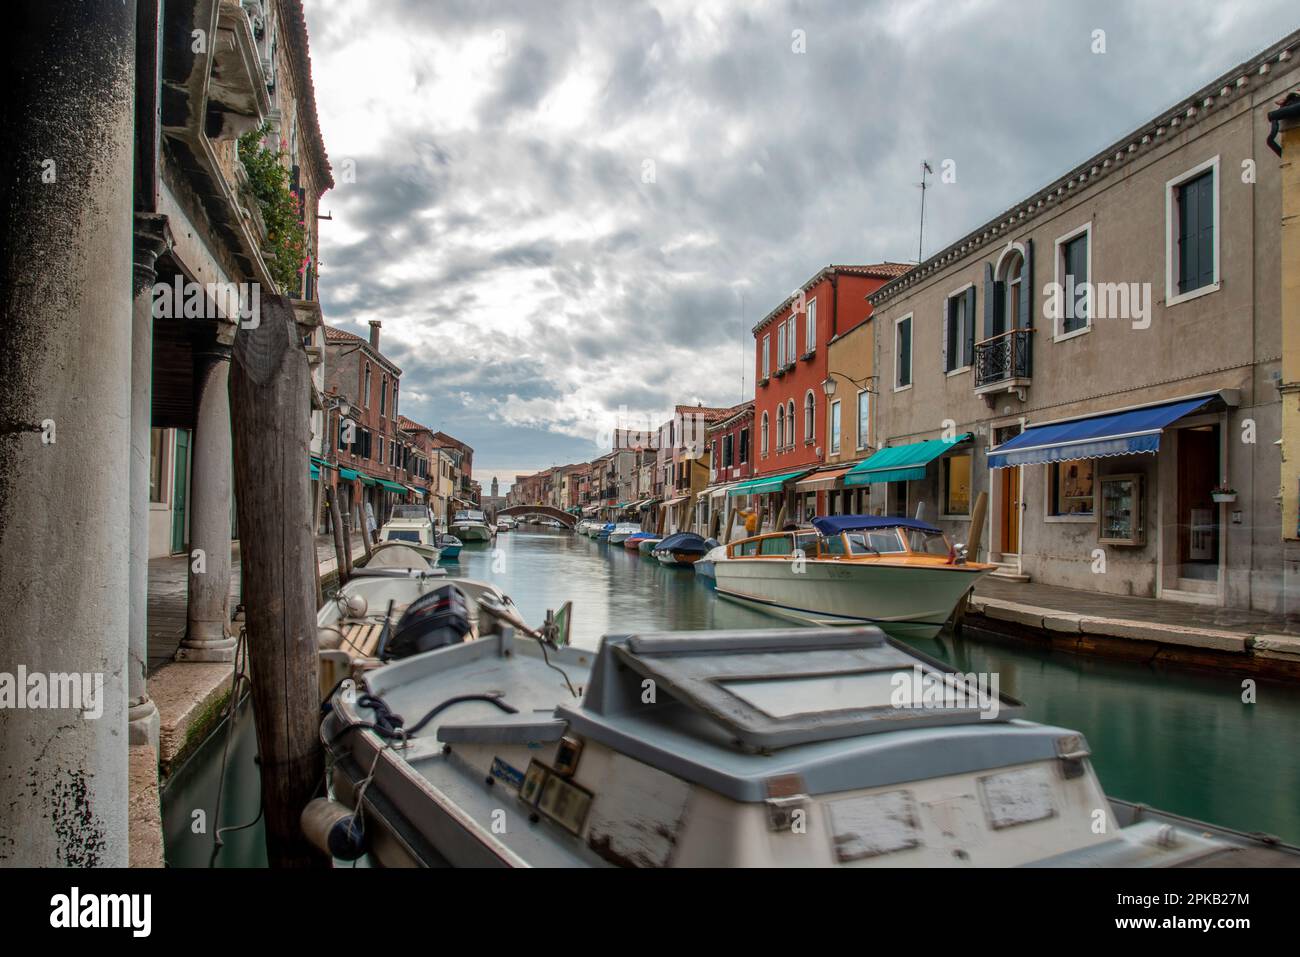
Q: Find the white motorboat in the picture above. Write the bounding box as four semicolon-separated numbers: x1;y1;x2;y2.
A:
375;505;443;564
606;522;641;544
693;543;727;580
451;508;494;542
320;623;1300;867
712;516;994;640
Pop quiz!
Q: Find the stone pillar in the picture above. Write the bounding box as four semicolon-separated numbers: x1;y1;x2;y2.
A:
129;214;169;745
177;337;238;661
0;0;137;866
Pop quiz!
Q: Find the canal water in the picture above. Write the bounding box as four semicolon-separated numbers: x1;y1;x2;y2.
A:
459;525;1300;844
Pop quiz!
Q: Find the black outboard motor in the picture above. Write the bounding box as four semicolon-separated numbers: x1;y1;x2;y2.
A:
384;584;471;660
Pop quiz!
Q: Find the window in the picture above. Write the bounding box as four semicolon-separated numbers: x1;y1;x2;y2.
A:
364;365;372;407
1166;157;1219;305
856;390;869;450
829;400;841;453
805;298;817;353
776;324;786;367
943;452;972;516
1048;459;1095;516
762;336;770;378
787;400;796;448
392;384;398;420
895;315;912;389
1001;251;1023;334
787;317;797;362
723;434;734;468
776;405;785;449
944;287;975;372
761;413;769;455
1056;225;1091;336
149;428;167;503
380;375;387;415
803;391;814;443
740;426;749;463
760;535;794;556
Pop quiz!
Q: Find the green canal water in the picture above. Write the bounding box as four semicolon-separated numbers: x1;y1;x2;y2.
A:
164;524;1300;864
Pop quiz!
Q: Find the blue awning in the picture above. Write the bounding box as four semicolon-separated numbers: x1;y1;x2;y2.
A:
987;396;1217;469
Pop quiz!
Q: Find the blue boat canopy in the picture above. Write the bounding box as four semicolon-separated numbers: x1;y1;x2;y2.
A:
812;515;941;536
656;532;709;553
987;395;1217;469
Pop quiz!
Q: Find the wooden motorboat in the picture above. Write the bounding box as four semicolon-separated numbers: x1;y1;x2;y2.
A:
712;516;994;639
321;624;1300;868
693;543;727;580
623;532;654;551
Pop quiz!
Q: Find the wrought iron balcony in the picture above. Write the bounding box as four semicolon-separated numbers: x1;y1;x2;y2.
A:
974;328;1032;393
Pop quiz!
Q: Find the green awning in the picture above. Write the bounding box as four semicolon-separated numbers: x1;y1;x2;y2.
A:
726;468;812;496
359;473;378;487
311;456;336;470
310;463;320;480
338;467;360;482
378;479;407;493
844;435;971;486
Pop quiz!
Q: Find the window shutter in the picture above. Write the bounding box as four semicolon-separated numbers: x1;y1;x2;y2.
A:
964;286;977;367
1018;239;1033;330
1197;174;1214;289
941;299;950;373
983;263;996;340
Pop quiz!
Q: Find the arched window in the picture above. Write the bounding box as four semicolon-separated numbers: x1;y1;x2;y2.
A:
776;406;785;451
995;247;1025;336
761;412;769;455
804;392;815;444
787;400;796;448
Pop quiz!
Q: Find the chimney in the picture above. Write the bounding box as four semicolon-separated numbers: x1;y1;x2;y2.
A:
368;320;381;351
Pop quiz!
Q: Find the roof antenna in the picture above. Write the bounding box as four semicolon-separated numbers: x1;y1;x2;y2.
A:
917;160;933;264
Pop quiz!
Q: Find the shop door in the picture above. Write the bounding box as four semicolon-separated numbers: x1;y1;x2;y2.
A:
999;466;1021;555
1177;425;1220;581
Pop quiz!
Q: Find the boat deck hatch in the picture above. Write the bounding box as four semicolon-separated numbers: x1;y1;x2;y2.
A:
575;627;1024;751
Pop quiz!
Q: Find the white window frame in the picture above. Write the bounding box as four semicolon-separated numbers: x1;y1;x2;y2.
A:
805;297;817;354
786;316;797;365
893;314;913;393
776;324;786;367
776;406;785;450
940;449;973;522
829;400;841;454
762;335;770;378
761;412;769;456
1164;154;1220;308
855;389;869;451
787;400;796;448
1053;221;1093;342
944;282;975;376
803;390;815;445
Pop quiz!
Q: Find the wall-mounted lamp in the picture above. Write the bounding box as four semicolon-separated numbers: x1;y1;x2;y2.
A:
821;372;877;398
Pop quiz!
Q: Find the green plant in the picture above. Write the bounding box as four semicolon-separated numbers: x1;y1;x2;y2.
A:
237;123;308;293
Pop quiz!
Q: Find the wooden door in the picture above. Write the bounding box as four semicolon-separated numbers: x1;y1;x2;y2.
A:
999;466;1020;554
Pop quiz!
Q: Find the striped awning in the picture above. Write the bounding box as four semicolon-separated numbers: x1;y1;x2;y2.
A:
844;435;971;486
726;468;812;496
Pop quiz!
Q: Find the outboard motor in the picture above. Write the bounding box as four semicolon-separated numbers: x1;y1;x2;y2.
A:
384;584;471;660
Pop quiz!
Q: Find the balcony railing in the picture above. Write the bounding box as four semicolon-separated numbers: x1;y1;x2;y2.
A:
974;328;1032;391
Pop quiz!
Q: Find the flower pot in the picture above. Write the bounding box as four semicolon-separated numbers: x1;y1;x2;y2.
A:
1211;493;1236;503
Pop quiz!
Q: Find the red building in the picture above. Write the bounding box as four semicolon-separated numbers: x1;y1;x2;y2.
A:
748;264;911;523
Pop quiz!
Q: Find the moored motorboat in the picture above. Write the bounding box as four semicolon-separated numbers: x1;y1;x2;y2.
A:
712;515;994;640
652;531;709;567
623;532;654;550
596;522;615;541
637;536;662;555
607;522;641;544
693;543;727;580
451;508;494;542
376;505;444;565
321;623;1300;868
436;533;463;561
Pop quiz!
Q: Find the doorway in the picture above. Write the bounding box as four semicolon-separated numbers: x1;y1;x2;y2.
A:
1175;424;1220;585
998;466;1021;555
170;428;190;554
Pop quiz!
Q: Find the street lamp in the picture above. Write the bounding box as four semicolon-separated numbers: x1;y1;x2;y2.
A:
822;372;877;398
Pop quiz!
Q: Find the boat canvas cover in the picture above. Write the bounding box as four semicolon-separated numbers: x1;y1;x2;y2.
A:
812;515;941;536
844;435;971;486
656;532;709;553
986;396;1216;469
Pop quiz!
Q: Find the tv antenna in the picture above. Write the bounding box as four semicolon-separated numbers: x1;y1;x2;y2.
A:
917;160;933;264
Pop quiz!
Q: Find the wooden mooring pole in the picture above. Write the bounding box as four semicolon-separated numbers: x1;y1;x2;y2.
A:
229;296;328;868
951;490;989;635
329;488;349;588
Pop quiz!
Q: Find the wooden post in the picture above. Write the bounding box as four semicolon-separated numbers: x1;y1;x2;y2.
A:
339;493;355;580
329;488;349;588
723;501;735;544
966;490;989;562
359;493;374;561
229;296;328;868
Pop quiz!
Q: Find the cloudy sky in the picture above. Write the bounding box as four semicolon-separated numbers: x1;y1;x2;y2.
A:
302;0;1297;492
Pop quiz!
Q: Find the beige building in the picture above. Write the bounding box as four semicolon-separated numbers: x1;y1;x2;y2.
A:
866;31;1299;614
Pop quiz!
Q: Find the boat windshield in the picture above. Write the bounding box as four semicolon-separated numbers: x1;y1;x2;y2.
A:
759;535;794;556
845;529;907;554
391;506;427;520
454;510;485;522
384;530;422;543
904;528;951;556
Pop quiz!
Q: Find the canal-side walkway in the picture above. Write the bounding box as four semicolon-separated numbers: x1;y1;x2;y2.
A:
969;578;1300;676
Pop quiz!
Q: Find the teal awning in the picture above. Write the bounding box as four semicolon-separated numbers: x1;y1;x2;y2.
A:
359;473;378;487
844;435;971;486
311;456;335;470
378;479;407;494
338;467;360;482
310;463;320;480
727;468;812;496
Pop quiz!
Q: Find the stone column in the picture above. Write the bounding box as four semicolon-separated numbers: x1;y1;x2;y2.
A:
128;213;169;746
0;0;137;866
176;337;238;661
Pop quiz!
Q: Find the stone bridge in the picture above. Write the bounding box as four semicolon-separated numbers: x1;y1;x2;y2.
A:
496;504;577;528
